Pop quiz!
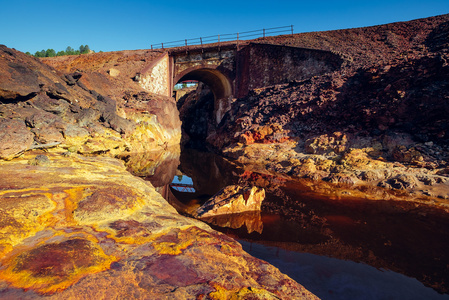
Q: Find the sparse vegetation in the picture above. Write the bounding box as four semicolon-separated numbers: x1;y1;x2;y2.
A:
26;45;93;57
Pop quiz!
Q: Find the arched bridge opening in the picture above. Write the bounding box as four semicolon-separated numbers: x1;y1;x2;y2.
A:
174;67;233;147
174;67;233;125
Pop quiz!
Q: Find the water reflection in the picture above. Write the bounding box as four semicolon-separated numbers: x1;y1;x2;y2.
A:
129;147;449;298
239;241;449;300
120;146;180;190
171;175;195;193
200;211;263;234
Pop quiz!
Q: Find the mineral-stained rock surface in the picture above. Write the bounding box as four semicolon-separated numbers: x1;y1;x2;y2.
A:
0;151;317;299
0;45;180;160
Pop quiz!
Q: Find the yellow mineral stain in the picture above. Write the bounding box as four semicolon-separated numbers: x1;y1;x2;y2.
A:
152;239;193;255
146;226;208;255
209;285;271;300
219;244;236;256
0;191;57;256
38;192;60;227
105;231;153;246
63;187;86;224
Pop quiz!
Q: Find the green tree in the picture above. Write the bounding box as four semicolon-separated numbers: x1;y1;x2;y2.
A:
79;45;90;54
31;45;95;57
45;49;56;57
34;50;46;57
65;46;75;55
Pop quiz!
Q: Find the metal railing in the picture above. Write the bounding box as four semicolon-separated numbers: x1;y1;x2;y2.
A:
150;25;294;50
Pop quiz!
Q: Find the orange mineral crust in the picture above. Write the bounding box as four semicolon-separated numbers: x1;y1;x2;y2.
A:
0;237;116;294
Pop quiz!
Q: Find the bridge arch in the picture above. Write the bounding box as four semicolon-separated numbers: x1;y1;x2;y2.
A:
174;66;233;124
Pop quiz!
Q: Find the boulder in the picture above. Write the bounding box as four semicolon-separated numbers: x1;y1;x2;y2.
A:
32;125;64;144
107;68;120;77
196;185;265;218
23;107;63;129
0;118;34;160
76;107;101;127
31;94;70;115
0;46;40;102
63;124;89;139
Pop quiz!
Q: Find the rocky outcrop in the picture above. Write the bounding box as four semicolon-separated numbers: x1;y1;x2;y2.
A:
0;151;317;299
0;45;181;160
195;185;266;218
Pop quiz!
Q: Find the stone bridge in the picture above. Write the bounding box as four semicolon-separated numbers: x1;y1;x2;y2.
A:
138;43;344;124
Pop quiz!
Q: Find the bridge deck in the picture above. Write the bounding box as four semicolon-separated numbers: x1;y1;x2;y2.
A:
168;41;248;55
170;183;196;193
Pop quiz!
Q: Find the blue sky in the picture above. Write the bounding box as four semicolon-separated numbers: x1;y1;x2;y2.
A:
1;0;448;54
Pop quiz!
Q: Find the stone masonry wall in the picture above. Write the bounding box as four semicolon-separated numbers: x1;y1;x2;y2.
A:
140;53;170;96
236;43;344;97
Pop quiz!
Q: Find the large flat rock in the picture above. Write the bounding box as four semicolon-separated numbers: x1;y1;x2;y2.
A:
0;151;317;299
